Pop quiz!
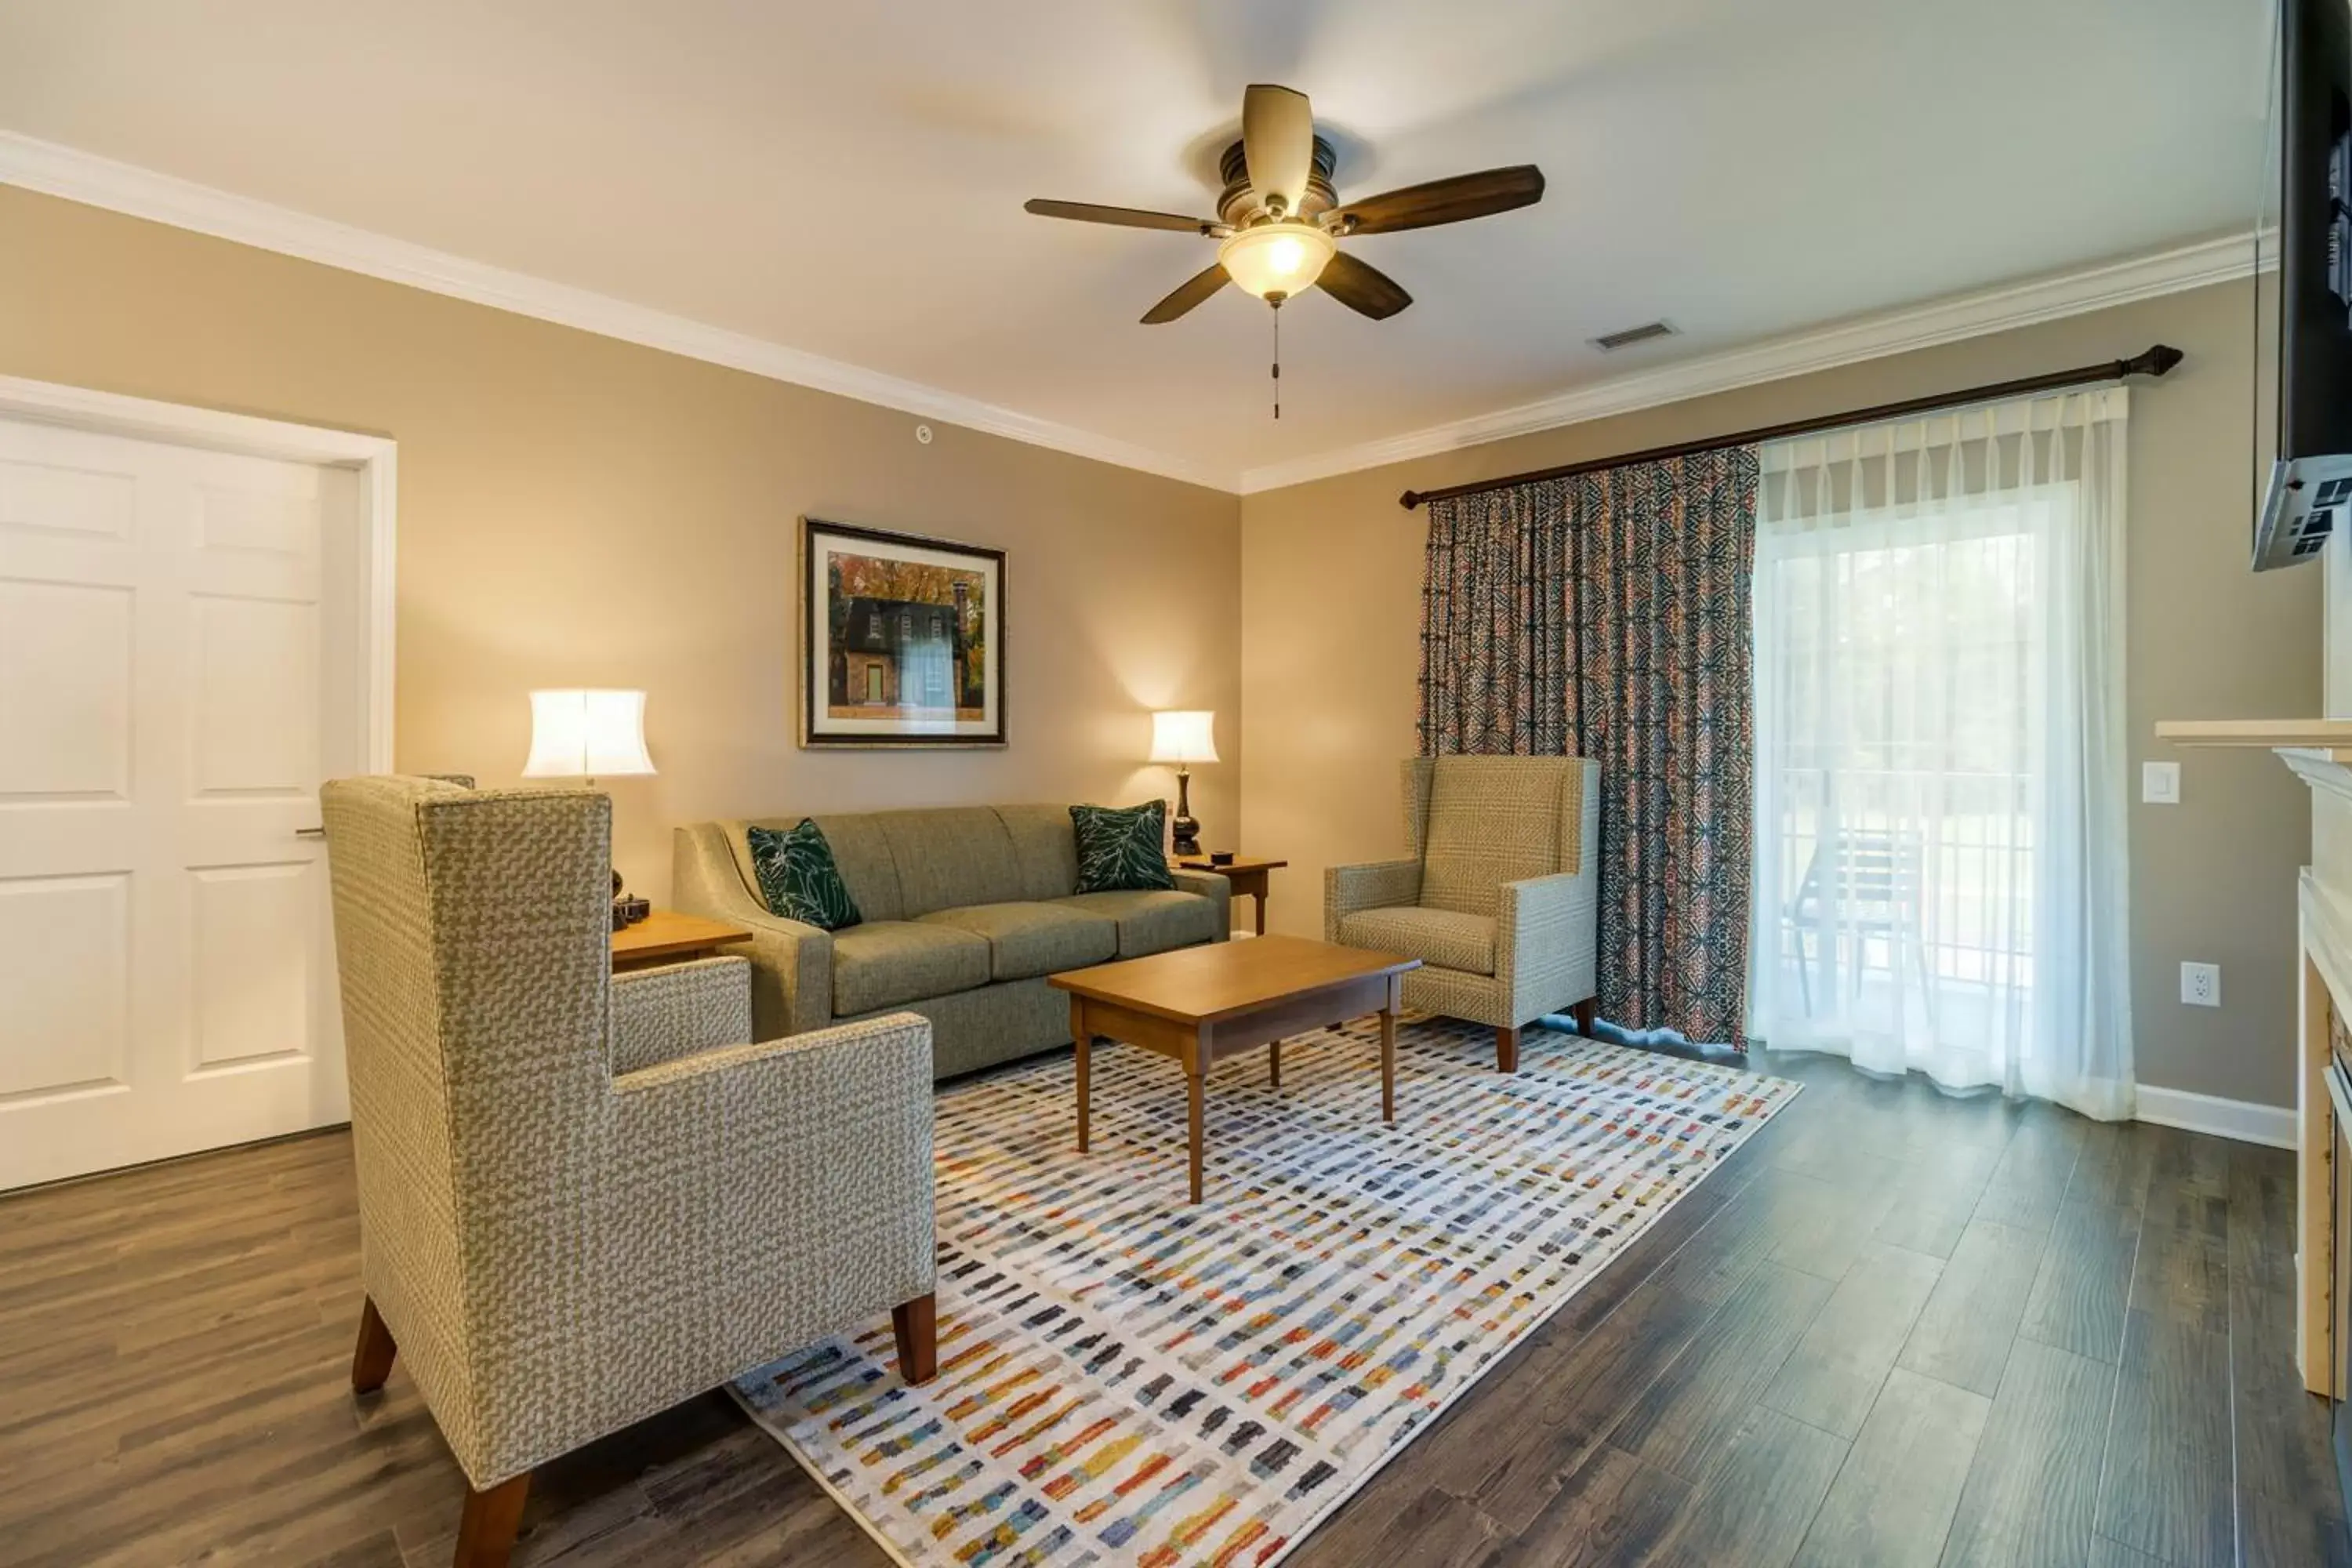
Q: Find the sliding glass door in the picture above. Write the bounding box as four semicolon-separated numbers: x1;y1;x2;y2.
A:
1747;394;2132;1118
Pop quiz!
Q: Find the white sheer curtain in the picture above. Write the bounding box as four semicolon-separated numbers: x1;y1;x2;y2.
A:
1747;390;2132;1120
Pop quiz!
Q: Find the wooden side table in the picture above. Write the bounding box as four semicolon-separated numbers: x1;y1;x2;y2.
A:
1174;855;1288;937
611;909;752;971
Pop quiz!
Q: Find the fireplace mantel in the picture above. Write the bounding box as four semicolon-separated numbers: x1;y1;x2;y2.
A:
2155;718;2352;751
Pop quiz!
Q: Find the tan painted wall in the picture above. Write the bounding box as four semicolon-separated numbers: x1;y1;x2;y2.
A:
1242;279;2319;1109
0;183;2309;1105
0;187;1243;906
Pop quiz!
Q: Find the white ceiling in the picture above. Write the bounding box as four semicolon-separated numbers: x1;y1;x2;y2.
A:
0;0;2275;490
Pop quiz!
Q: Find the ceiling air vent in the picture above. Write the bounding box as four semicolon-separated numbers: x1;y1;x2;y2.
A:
1590;320;1679;352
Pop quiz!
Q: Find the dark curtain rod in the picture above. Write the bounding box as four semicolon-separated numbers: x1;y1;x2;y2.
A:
1396;343;2184;510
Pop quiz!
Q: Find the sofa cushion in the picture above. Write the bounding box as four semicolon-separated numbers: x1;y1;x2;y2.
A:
994;804;1083;902
1070;802;1176;893
915;901;1117;982
830;921;990;1016
1055;890;1217;957
877;808;1024;918
745;820;862;931
1338;906;1497;977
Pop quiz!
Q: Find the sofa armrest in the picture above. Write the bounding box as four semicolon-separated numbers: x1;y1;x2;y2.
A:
1325;858;1423;940
610;956;751;1075
611;1012;938;1334
1498;870;1597;1022
673;823;833;1037
1170;869;1233;941
732;911;835;1040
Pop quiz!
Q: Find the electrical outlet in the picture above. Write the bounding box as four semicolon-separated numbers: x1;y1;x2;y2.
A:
2181;961;2221;1007
2143;760;2181;804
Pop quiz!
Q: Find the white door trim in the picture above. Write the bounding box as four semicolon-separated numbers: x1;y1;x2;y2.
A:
0;376;395;768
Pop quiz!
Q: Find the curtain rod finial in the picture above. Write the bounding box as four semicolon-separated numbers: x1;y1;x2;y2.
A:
1399;489;1423;510
2130;344;2185;378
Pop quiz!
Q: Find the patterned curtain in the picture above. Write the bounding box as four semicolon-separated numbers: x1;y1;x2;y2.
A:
1418;477;1574;754
1418;448;1760;1045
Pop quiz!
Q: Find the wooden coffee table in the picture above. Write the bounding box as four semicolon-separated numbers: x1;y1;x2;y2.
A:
1048;935;1421;1203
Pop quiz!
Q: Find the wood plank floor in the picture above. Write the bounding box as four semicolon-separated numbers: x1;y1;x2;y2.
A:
0;1043;2343;1566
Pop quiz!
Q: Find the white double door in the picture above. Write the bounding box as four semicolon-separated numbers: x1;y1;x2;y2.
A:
0;411;367;1190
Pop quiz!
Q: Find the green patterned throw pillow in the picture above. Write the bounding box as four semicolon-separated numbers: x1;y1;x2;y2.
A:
746;819;862;931
1069;802;1176;895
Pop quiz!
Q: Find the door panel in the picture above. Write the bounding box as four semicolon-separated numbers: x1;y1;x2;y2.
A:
191;595;319;795
0;871;130;1099
0;452;136;539
189;862;316;1071
0;413;361;1189
0;578;133;799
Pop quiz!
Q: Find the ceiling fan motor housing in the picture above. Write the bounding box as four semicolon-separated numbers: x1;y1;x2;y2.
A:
1022;88;1540;328
1218;135;1338;226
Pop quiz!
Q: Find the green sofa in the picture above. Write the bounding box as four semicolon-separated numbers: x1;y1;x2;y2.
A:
673;805;1231;1078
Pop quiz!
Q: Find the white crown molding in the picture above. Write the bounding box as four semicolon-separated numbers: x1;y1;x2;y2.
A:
2136;1083;2296;1149
0;129;1233;493
1237;230;2270;495
0;129;2270;503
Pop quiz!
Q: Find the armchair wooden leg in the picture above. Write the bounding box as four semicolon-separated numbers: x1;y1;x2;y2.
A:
1572;998;1598;1038
350;1295;397;1395
893;1292;938;1386
1496;1025;1519;1075
453;1472;531;1568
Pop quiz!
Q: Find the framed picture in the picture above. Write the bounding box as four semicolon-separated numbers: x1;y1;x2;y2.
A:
799;517;1006;748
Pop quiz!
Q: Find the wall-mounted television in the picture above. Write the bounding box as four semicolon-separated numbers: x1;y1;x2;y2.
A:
2256;0;2352;569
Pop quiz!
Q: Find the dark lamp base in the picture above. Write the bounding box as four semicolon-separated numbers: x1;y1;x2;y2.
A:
1171;768;1204;858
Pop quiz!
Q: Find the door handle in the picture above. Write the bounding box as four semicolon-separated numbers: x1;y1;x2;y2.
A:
295;826;327;840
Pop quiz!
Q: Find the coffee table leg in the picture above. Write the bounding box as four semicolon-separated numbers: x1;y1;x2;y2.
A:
1187;1041;1206;1204
1379;1005;1396;1124
1070;998;1091;1153
1269;1040;1280;1088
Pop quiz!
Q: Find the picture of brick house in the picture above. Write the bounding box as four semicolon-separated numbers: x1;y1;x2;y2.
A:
829;581;977;714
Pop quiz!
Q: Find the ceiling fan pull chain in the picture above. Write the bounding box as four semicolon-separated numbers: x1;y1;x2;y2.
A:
1272;303;1281;421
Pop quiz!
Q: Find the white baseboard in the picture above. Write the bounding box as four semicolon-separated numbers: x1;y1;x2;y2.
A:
2134;1085;2297;1149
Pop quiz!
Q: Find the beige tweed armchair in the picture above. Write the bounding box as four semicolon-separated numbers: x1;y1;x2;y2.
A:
319;776;937;1568
1327;756;1600;1073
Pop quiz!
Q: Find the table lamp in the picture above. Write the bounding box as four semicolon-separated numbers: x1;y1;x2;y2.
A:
523;688;656;927
1149;710;1218;858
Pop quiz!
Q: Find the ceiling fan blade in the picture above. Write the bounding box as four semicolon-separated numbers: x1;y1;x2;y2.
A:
1318;250;1412;320
1242;83;1315;216
1326;165;1545;235
1024;198;1220;234
1141;263;1231;324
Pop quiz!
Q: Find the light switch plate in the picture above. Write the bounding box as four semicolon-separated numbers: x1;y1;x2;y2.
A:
2143;760;2181;804
2181;961;2220;1007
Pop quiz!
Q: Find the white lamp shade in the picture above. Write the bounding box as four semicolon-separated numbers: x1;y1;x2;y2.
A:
1148;710;1219;766
522;689;656;779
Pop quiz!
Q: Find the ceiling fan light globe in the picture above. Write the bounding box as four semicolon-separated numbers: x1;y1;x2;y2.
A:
1217;222;1335;300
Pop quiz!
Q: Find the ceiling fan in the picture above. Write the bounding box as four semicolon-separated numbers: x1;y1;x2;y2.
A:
1025;83;1545;325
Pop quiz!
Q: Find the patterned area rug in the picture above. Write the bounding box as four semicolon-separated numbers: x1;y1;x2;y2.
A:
733;1016;1798;1568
